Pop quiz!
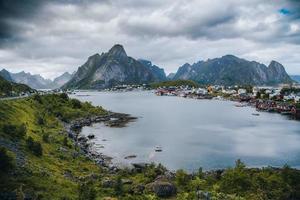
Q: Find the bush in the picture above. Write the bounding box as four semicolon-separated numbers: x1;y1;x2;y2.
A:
33;94;42;103
0;146;14;173
42;133;49;143
114;176;123;196
2;123;27;138
26;136;43;156
219;160;251;195
78;181;96;200
37;116;45;125
59;93;69;101
63;136;69;147
71;99;82;109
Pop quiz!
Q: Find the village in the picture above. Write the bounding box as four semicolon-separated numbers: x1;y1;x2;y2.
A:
155;84;300;119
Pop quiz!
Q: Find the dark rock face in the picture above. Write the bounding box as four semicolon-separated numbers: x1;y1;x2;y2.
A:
173;55;293;85
63;44;161;89
0;69;13;82
138;59;167;81
146;181;177;198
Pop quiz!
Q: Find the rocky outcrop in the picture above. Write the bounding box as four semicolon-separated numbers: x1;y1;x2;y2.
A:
146;180;177;198
63;44;162;89
173;55;293;85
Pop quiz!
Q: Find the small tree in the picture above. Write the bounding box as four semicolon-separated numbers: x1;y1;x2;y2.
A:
59;93;69;101
114;176;123;196
26;136;43;156
42;133;49;143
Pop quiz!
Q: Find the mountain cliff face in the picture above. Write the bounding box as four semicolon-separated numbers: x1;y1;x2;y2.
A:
63;45;162;89
138;59;167;81
53;72;73;88
173;55;293;85
0;69;13;82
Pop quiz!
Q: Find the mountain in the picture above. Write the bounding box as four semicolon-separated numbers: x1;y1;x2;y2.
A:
10;71;54;89
138;59;167;81
291;75;300;83
173;55;293;85
167;73;176;80
53;72;73;88
63;44;162;89
0;69;13;82
0;75;34;97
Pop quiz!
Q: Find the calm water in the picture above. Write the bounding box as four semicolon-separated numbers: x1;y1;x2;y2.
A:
72;91;300;171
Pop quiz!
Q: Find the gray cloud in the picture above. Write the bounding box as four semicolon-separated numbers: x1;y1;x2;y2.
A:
0;0;300;78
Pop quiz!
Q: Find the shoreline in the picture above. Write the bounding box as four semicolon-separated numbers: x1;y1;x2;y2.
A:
64;112;137;171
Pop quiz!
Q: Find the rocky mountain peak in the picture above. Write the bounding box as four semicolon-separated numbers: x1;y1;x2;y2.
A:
108;44;127;60
0;69;13;82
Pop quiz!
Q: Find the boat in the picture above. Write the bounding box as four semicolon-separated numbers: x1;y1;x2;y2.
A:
252;113;260;116
235;104;247;107
155;146;163;152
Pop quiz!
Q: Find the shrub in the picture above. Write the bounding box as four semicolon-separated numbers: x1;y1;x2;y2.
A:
59;93;69;101
71;99;82;109
42;133;49;143
78;181;96;200
63;136;69;147
2;123;26;138
37;116;45;125
26;136;43;156
114;176;124;196
33;94;42;103
0;146;14;173
219;160;251;195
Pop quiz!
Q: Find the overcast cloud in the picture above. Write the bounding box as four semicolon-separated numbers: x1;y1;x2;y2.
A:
0;0;299;79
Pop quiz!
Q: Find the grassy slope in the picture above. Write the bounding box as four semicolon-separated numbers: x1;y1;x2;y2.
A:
0;94;107;199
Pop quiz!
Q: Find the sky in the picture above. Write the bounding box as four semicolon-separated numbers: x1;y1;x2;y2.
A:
0;0;300;79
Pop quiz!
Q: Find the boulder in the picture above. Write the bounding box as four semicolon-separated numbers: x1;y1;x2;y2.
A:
87;134;95;139
133;184;145;194
146;181;176;198
121;179;133;185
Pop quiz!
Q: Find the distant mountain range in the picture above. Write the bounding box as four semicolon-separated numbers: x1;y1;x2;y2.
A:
290;75;300;83
172;55;293;85
0;44;295;89
0;69;73;89
62;44;167;89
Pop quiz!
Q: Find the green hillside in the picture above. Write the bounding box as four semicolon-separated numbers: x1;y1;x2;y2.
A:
0;76;34;97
